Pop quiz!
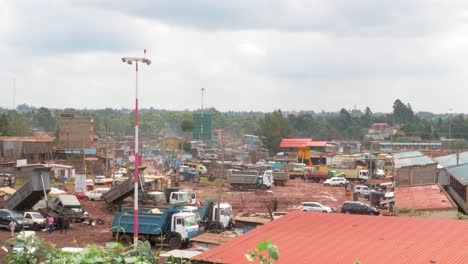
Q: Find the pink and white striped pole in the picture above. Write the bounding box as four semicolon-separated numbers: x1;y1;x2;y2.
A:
121;51;151;250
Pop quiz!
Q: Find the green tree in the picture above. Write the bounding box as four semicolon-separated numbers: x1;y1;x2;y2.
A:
393;99;414;124
33;107;56;131
256;110;289;154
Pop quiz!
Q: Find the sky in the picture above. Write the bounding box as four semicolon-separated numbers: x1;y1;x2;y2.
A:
1;0;468;113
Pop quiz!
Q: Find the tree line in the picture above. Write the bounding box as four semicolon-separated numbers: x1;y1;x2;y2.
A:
0;99;464;154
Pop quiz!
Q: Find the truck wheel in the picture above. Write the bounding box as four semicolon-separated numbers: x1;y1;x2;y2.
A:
118;234;132;245
260;184;267;191
178;175;185;182
168;236;182;249
138;234;147;242
193;176;200;183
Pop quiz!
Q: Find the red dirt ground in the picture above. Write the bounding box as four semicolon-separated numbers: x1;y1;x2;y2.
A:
0;178;363;260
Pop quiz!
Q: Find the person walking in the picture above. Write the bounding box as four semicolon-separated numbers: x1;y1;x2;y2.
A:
46;216;54;234
60;217;69;234
9;220;16;237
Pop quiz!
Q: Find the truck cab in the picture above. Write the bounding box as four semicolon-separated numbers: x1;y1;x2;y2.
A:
213;203;234;229
258;172;274;188
171;212;199;247
170;191;197;205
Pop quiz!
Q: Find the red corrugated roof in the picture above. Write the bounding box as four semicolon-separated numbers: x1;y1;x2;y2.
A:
280;138;327;148
193;211;468;264
395;184;456;210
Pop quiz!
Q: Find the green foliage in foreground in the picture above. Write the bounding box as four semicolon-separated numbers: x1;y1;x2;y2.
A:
4;233;189;264
245;240;279;264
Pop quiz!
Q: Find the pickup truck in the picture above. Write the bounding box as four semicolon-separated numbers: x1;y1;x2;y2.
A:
94;176;113;185
85;187;111;201
23;211;46;231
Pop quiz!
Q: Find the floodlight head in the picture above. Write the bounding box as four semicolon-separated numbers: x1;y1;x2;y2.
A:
127;61;132;65
121;57;126;63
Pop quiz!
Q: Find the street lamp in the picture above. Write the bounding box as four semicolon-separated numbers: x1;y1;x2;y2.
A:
121;50;151;250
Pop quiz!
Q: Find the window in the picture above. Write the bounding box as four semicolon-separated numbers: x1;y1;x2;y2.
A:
176;217;182;225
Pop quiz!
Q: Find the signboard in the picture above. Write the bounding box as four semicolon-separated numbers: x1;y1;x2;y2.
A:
74;174;86;193
16;159;27;167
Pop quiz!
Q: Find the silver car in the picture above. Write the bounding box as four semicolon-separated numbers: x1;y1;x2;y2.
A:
301;202;333;213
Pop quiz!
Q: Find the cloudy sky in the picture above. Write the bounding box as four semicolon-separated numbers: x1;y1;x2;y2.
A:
1;0;468;113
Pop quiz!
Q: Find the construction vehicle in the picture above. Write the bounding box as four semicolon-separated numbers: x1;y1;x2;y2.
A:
198;198;234;231
102;167;146;211
304;165;329;182
110;204;199;249
48;194;89;223
283;163;306;179
4;166;51;211
266;170;288;186
180;161;207;175
226;170;274;190
177;166;200;183
328;170;346;178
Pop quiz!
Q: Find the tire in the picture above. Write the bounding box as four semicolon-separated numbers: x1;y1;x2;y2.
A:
168;236;182;249
32;222;39;231
178;175;185;182
322;210;328;213
369;212;374;215
138;234;147;242
118;234;132;245
259;184;267;191
193;176;200;183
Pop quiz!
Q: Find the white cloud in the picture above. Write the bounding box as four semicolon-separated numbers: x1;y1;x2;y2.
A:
1;0;468;113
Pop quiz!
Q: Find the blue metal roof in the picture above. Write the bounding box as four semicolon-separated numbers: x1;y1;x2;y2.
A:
435;151;468;168
393;151;424;159
446;164;468;185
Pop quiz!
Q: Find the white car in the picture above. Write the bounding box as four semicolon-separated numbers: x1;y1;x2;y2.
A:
301;202;333;213
85;188;110;201
354;185;371;198
376;169;385;178
323;177;348;186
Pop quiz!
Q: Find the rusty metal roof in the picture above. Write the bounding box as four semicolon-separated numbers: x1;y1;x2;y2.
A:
395;184;456;210
193;211;468;264
0;136;55;143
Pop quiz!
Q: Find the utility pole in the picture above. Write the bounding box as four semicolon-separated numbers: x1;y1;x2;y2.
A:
217;132;224;231
369;143;373;178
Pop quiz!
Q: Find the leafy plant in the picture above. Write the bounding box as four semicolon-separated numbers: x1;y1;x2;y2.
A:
245;240;279;264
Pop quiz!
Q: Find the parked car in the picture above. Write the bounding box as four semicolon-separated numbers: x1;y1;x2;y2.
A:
85;187;110;201
23;212;46;231
354;185;371;198
323;177;347;186
340;201;380;215
301;202;333;213
375;169;385;178
0;209;34;230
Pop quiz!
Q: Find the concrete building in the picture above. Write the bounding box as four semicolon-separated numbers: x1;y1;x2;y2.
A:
58;113;95;149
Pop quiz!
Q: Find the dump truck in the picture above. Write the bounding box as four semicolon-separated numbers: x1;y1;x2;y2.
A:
110;204;199;249
304;165;329;183
102;166;146;211
48;194;89;223
284;163;306;179
198;198;234;232
266;170;288;186
336;168;369;182
226;170;273;190
4;166;51;211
